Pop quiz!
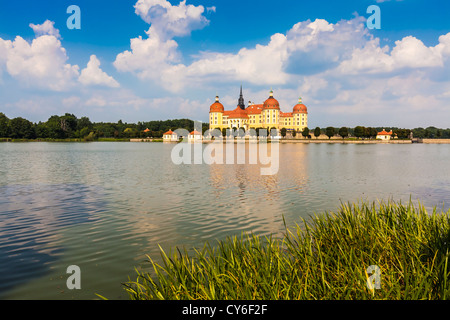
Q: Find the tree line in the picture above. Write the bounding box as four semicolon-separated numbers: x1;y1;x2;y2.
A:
1;112;449;140
281;126;450;139
0;112;208;140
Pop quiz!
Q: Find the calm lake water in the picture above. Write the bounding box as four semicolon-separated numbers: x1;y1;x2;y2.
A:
1;142;450;299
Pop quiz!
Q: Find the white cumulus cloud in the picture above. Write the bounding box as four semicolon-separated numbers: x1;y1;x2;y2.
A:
338;33;450;75
114;14;372;92
79;55;120;88
134;0;209;40
29;20;61;39
0;21;121;91
0;34;79;91
114;0;210;92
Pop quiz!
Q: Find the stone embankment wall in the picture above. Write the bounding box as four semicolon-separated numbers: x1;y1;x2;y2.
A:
421;139;450;144
281;139;412;144
130;138;154;142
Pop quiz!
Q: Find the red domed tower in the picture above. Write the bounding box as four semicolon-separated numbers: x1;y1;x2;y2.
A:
262;89;280;129
292;97;308;131
262;89;280;110
209;95;224;130
209;95;224;113
293;97;307;114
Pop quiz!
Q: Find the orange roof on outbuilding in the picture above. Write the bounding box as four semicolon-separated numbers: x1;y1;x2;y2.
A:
377;129;393;135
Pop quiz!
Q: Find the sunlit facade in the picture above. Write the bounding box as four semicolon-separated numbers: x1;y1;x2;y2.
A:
209;87;308;132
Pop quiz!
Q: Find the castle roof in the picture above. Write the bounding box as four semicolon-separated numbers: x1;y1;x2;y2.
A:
293;97;308;114
209;96;224;113
227;106;249;119
246;104;263;115
279;112;293;117
262;90;280;110
377;129;393;135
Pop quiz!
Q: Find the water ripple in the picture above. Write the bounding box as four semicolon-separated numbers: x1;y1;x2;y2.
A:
1;142;450;299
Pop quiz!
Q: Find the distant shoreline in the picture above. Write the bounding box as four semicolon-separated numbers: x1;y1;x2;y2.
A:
2;138;450;144
280;139;412;144
280;138;450;144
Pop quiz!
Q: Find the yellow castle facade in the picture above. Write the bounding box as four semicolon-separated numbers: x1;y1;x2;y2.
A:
209;87;308;132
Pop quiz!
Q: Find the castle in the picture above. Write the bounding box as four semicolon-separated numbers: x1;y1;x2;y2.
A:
209;87;308;132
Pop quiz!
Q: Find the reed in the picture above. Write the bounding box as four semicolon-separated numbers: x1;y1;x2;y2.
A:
123;200;450;299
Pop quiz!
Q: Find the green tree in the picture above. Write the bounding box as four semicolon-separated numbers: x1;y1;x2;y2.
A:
425;126;438;138
79;127;91;138
62;113;77;131
77;116;93;131
232;127;238;138
325;127;335;139
302;127;310;138
123;127;139;138
339;127;349;139
9;117;35;139
412;127;426;138
363;127;377;139
280;127;287;138
83;131;97;141
46;115;66;139
370;127;378;139
34;121;49;138
292;130;297;138
442;129;450;138
314;127;321;139
0;112;10;138
222;128;227;137
152;130;163;138
354;126;365;139
393;128;411;139
256;127;265;138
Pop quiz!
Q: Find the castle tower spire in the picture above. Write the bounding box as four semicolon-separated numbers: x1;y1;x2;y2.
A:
238;85;245;110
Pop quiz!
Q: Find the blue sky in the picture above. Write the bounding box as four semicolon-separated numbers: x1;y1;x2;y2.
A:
1;0;450;128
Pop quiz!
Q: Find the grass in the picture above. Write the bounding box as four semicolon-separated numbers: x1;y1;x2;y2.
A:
123;200;450;300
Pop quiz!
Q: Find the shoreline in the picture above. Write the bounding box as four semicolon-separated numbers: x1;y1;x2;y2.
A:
2;138;450;144
280;139;412;144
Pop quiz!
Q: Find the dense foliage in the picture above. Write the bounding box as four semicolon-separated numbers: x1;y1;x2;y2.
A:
123;200;450;300
0;112;449;140
290;126;450;139
0;112;207;140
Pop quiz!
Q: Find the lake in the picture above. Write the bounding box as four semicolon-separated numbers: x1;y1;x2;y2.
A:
1;142;450;299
